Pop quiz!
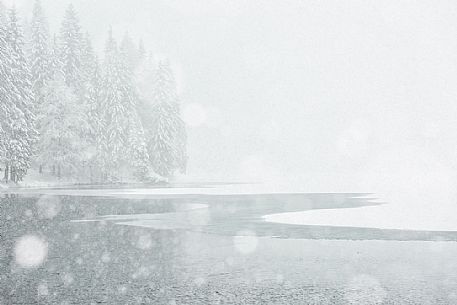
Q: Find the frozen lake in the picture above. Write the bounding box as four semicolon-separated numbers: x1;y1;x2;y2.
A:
1;189;457;304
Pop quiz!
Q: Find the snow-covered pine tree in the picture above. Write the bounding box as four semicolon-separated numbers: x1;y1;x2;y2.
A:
135;51;155;99
56;6;92;179
85;57;107;181
36;69;88;179
81;31;96;84
120;32;139;73
29;0;50;175
59;4;83;91
102;28;150;181
100;29;131;180
48;34;61;77
0;1;6;26
142;60;187;178
138;39;146;66
29;0;51;107
119;36;151;181
4;8;38;182
127;112;150;181
72;31;99;179
0;16;11;181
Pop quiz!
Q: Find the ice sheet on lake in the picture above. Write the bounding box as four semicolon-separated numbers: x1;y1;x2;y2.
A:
264;203;457;232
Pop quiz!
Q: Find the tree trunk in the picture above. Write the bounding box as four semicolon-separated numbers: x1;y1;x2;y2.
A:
57;165;61;180
39;164;43;174
10;166;15;183
52;165;56;176
4;164;9;183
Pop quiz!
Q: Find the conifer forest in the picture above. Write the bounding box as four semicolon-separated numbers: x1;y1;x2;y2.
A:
0;1;187;184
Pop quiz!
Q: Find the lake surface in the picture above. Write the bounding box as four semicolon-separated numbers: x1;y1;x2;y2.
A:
1;190;457;304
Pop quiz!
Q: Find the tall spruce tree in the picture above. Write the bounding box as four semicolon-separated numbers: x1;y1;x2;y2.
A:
36;71;85;178
138;39;146;66
57;5;92;177
119;36;150;181
0;15;12;181
74;31;97;178
141;60;187;178
37;31;88;179
127;112;150;180
120;32;139;73
100;29;130;179
59;4;83;91
29;0;51;106
81;31;96;84
48;34;62;78
37;25;89;179
0;1;6;26
4;8;38;182
85;57;106;180
101;29;150;181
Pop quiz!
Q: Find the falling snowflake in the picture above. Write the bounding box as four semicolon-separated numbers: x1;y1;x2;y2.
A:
14;235;48;268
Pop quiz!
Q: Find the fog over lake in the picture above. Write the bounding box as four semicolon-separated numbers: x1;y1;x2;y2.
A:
8;0;457;188
2;1;457;304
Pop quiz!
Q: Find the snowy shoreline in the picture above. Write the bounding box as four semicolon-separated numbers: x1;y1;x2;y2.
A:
0;182;370;197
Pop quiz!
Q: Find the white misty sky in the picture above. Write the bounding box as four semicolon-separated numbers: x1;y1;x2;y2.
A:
8;0;457;187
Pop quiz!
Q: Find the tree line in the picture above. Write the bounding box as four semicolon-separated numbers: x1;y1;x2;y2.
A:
0;1;187;183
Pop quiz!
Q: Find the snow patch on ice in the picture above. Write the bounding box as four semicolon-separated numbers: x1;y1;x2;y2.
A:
264;203;457;232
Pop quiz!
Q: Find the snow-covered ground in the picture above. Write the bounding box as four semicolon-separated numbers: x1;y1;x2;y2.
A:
19;170;80;188
17;169;167;188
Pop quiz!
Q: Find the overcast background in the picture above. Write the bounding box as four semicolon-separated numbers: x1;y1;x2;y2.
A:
7;0;457;191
